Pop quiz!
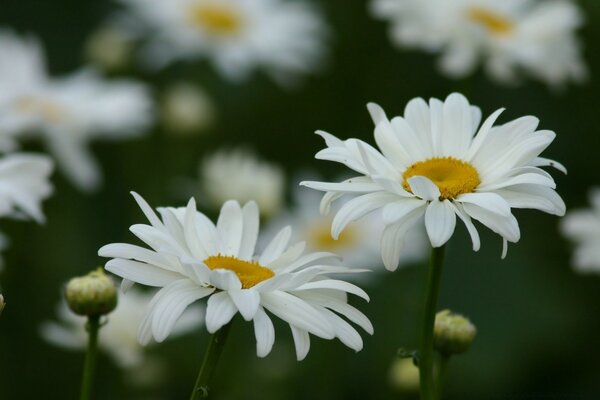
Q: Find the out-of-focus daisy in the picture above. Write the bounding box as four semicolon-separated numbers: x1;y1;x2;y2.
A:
264;183;427;271
117;0;328;84
85;25;137;72
41;287;203;368
161;83;215;135
99;193;372;360
370;0;586;87
0;153;53;222
560;187;600;273
301;93;565;270
0;30;153;191
200;148;284;218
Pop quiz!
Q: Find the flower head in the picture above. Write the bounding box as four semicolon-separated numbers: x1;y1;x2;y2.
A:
0;30;153;191
301;93;565;270
117;0;328;84
370;0;586;87
560;187;600;273
99;193;372;360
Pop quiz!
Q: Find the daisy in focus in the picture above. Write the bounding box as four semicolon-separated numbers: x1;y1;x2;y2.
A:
117;0;328;84
301;93;565;270
560;187;600;273
41;287;203;369
0;30;153;191
263;183;427;271
370;0;586;87
98;193;372;360
199;148;284;218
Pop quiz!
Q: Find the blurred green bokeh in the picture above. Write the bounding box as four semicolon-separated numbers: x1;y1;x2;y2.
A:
1;0;599;399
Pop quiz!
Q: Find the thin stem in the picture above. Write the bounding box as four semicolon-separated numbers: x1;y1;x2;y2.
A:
435;355;450;399
190;323;233;400
419;245;446;400
80;315;100;400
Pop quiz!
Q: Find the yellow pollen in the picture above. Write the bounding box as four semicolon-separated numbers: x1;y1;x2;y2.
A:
204;255;274;289
467;7;514;35
189;5;243;35
15;97;66;123
402;157;480;200
308;219;357;251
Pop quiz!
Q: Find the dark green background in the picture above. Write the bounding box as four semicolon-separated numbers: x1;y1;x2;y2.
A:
0;0;599;398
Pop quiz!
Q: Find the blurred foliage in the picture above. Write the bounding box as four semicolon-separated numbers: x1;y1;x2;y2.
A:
1;0;599;399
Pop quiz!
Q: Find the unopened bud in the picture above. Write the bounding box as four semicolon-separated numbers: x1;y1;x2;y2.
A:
0;294;5;315
85;27;134;72
65;268;117;317
389;357;419;392
434;309;477;356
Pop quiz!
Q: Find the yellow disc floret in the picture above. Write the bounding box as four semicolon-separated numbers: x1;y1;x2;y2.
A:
15;97;67;123
308;219;357;251
190;4;243;35
204;255;274;289
402;157;480;200
468;7;514;35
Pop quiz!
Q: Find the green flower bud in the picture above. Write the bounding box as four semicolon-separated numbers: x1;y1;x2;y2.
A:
389;357;420;392
65;268;118;317
434;309;477;356
0;294;5;315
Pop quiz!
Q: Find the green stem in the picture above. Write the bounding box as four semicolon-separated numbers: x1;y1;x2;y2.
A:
419;245;446;400
435;355;450;399
80;315;100;400
190;323;233;400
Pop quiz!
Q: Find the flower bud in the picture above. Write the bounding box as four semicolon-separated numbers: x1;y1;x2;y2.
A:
65;268;118;317
85;26;134;72
433;309;477;356
0;294;5;315
389;357;419;392
161;83;215;135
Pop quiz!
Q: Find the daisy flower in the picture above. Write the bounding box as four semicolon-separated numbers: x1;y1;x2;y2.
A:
41;287;203;368
98;193;372;360
301;93;565;270
263;183;427;271
199;148;284;218
0;30;153;191
560;187;600;273
117;0;328;84
370;0;586;87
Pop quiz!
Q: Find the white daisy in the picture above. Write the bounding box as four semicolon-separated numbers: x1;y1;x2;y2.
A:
41;287;203;368
370;0;586;87
117;0;328;84
263;183;427;271
0;30;153;191
560;187;600;273
99;193;372;360
301;93;566;270
200;148;284;218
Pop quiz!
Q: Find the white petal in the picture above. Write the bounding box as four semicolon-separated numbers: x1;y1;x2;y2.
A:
104;259;182;287
381;199;427;224
424;200;457;247
380;207;424;271
463;203;520;243
259;226;292;266
131;191;163;228
238;201;259;260
205;292;237;333
290;325;311;361
253;307;275;358
530;157;567;174
300;178;380;193
366;102;388;125
228;289;260;321
216;200;243;256
209;269;242;291
318;307;363;352
441;93;472;158
466;108;505;160
294;279;369;302
331;191;398;239
449;203;480;251
407;176;440;201
457;192;511;217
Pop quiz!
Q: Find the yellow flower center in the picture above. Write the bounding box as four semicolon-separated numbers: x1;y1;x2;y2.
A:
467;7;514;35
189;4;243;35
402;157;480;200
15;97;67;123
308;219;357;251
204;255;274;289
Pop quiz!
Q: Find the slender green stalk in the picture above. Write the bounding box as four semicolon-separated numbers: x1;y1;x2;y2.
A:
80;316;100;400
435;355;450;399
419;245;446;400
190;323;233;400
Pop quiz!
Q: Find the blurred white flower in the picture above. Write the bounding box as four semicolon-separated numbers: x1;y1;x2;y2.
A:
560;187;600;273
41;287;204;368
118;0;328;84
0;30;153;191
200;148;284;218
161;83;215;135
263;184;427;271
302;93;566;270
85;25;136;72
99;193;372;360
370;0;586;87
